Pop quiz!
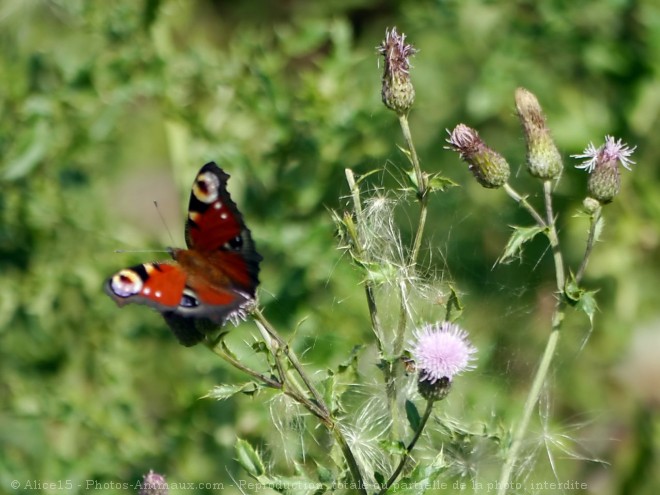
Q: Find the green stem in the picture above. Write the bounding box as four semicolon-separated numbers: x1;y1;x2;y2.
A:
543;181;565;290
497;327;561;495
497;181;567;494
397;113;428;266
575;205;602;284
253;308;328;416
378;399;435;495
345;169;385;346
503;183;547;229
333;425;368;495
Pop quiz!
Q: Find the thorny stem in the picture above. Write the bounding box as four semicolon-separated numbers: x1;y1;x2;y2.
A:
497;180;567;494
378;399;435;495
576;205;602;284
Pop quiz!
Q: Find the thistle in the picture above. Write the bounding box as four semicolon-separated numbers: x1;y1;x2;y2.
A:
410;321;477;401
572;135;636;204
446;124;510;188
377;27;417;115
515;87;563;180
138;471;168;495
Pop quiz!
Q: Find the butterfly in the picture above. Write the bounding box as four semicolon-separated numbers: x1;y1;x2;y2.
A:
105;162;262;346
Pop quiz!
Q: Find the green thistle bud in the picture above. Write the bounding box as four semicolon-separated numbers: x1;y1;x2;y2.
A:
445;124;510;188
418;375;452;401
515;87;563;180
572;136;636;204
582;197;601;214
377;27;416;115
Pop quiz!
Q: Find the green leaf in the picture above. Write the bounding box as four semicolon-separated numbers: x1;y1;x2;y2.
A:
405;399;421;432
337;345;363;374
427;172;457;193
235;438;266;477
444;284;464;322
577;290;598;327
205;382;258;401
315;462;334;484
498;225;546;264
379;439;407;455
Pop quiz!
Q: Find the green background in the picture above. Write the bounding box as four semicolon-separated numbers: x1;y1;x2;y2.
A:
1;0;659;493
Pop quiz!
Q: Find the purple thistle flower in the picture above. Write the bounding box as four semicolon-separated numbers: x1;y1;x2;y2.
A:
139;471;168;495
377;27;417;114
572;135;636;174
411;322;477;384
572;136;636;203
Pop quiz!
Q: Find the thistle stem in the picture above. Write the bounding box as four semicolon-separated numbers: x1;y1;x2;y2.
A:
576;205;602;284
378;399;435;494
497;327;561;495
503;183;547;229
543;181;565;290
497;180;567;494
398;113;428;267
253;307;328;416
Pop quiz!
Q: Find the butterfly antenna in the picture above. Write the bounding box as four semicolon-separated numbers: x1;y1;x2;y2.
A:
153;200;176;246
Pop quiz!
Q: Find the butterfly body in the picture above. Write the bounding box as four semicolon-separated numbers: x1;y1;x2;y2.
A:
105;162;262;346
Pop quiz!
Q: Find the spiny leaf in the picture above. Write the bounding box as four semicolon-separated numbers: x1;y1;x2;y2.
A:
205;382;259;400
235;438;265;477
577;289;598;327
498;225;546;264
427;172;457;192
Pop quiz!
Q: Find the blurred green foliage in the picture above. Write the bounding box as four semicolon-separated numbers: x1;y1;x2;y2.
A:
1;0;659;493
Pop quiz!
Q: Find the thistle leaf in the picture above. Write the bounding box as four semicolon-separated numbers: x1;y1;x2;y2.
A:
235;438;266;477
498;225;546;264
205;382;259;401
405;399;421;432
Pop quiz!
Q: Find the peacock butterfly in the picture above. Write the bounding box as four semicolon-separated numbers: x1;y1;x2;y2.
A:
105;162;262;346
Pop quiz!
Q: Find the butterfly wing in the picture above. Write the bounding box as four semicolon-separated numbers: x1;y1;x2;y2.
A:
105;262;186;310
184;162;262;296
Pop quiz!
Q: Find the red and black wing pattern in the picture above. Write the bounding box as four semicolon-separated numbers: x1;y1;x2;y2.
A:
184;162;262;296
105;162;262;346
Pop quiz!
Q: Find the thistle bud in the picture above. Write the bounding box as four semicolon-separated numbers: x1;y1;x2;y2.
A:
445;124;510;188
418;375;452;402
377;27;416;115
515;87;563;180
572;136;636;204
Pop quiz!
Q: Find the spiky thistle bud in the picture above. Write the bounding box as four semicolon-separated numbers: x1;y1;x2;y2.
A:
410;322;476;402
445;124;510;188
138;471;168;495
515;87;563;180
572;135;636;204
377;27;416;115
